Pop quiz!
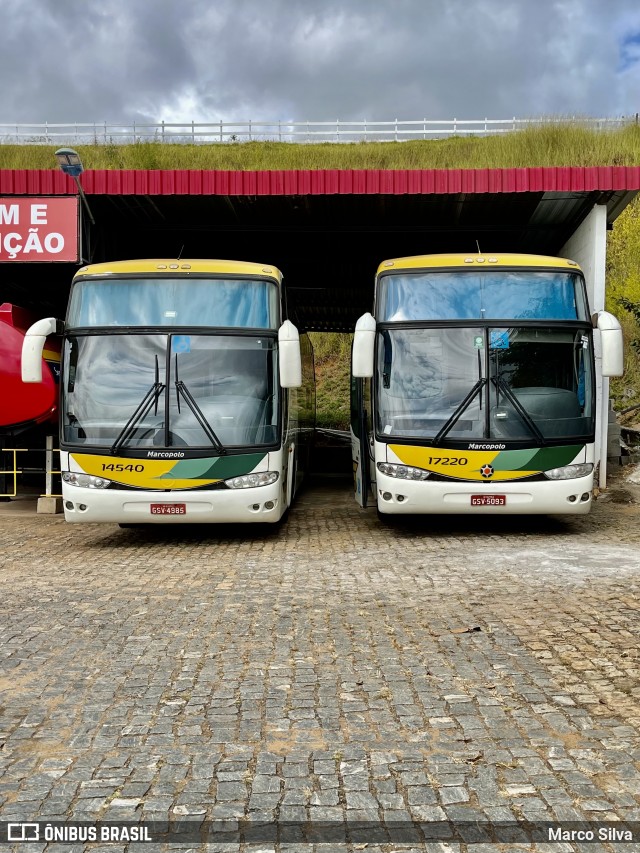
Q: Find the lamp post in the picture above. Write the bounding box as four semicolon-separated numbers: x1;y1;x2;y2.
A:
54;147;95;225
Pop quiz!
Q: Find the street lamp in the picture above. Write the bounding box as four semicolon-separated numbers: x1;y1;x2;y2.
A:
55;147;95;225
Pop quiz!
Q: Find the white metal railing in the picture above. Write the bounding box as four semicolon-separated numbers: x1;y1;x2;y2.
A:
0;116;635;145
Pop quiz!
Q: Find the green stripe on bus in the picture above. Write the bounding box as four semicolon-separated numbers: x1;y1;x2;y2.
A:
158;453;267;480
491;445;583;472
523;445;584;472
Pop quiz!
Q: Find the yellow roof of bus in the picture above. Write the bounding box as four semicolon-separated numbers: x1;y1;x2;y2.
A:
74;259;283;282
376;253;582;275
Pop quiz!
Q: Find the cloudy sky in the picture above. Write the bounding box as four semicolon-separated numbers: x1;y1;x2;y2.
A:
2;0;639;124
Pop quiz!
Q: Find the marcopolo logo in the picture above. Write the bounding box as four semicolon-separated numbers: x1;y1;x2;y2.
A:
146;451;185;458
468;443;506;450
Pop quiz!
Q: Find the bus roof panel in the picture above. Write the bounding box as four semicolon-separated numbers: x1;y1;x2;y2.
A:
376;253;582;275
75;259;283;282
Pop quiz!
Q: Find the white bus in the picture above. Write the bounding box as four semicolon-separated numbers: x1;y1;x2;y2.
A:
351;253;623;516
22;259;314;524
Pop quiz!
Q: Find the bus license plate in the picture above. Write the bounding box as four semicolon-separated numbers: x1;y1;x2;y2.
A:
471;495;506;506
150;503;186;515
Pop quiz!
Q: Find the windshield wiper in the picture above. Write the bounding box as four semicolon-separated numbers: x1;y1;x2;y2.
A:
174;354;226;454
492;377;545;445
432;379;486;446
111;355;165;455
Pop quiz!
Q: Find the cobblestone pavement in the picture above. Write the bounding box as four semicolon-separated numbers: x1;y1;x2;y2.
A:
2;472;640;852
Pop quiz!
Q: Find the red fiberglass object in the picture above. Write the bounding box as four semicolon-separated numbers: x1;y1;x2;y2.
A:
0;303;59;430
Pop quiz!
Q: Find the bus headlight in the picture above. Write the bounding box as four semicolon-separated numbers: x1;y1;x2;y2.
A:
62;472;111;489
377;462;430;480
225;471;279;489
544;463;593;480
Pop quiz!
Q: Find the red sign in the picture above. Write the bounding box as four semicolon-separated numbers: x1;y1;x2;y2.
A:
0;197;79;262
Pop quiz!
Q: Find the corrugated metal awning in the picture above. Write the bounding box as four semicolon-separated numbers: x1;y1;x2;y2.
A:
1;165;639;197
0;166;637;331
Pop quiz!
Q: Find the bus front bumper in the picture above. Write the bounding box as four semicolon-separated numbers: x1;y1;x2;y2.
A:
61;482;283;524
374;472;594;515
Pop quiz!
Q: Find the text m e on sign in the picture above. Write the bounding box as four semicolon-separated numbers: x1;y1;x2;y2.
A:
0;197;79;262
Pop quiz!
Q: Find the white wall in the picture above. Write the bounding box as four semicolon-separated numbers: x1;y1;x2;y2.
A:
559;204;609;487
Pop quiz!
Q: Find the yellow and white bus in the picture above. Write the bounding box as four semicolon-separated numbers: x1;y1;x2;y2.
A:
351;253;623;516
23;259;314;524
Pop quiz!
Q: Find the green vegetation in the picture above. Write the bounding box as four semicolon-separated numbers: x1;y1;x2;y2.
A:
308;333;352;430
2;123;640;171
606;195;640;419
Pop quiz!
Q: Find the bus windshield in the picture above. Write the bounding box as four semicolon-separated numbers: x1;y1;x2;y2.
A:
378;271;589;322
67;277;279;329
376;327;594;442
63;333;278;449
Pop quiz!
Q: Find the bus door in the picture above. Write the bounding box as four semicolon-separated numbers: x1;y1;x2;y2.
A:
350;374;372;507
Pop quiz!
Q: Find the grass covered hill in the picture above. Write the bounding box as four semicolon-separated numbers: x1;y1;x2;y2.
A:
2;123;640;170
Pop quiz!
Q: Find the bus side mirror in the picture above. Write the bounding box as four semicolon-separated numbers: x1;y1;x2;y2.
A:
352;313;376;378
21;317;64;383
593;311;624;377
278;320;302;388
